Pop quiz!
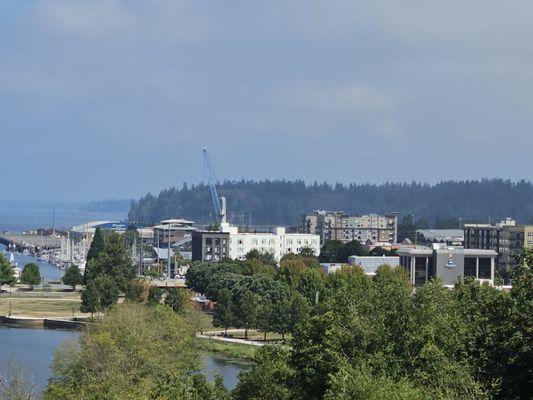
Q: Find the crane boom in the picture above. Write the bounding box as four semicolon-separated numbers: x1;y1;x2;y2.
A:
202;148;223;221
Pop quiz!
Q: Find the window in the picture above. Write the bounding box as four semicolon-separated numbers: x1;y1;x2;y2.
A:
464;257;476;277
427;257;434;278
415;257;427;285
206;238;213;245
478;258;491;279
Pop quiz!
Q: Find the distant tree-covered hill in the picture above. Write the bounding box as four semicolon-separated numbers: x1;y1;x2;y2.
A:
128;179;533;227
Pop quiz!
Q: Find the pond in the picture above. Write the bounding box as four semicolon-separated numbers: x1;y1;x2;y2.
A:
0;325;247;394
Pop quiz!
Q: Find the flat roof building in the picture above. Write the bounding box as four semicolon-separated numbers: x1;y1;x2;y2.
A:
192;224;320;263
302;210;398;245
153;218;197;249
397;245;497;286
464;218;533;278
191;231;230;263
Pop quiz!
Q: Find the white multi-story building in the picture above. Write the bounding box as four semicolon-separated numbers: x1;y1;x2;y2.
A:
192;224;320;263
222;225;320;261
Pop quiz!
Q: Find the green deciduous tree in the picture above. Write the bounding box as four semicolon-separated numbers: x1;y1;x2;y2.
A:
236;290;259;340
125;279;148;303
21;263;40;290
268;296;292;340
164;288;189;314
296;268;325;305
337;240;367;262
233;346;293;400
319;240;344;263
245;249;277;267
147;285;163;306
0;253;15;287
324;363;429;400
289;292;310;333
213;288;236;334
45;303;206;399
62;265;83;290
299;246;316;257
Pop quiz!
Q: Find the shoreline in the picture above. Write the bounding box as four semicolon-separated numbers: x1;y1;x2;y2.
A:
0;315;87;330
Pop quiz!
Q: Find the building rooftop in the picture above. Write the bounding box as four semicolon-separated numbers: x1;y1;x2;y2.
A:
417;229;464;242
70;221;125;233
160;219;195;225
397;246;497;256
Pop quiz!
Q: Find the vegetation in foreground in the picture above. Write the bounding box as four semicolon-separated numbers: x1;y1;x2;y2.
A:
231;254;533;400
44;303;229;400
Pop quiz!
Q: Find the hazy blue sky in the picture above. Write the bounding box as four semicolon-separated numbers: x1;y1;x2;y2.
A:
1;1;533;201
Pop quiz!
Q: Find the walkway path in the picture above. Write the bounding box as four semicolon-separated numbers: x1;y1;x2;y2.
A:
197;334;266;347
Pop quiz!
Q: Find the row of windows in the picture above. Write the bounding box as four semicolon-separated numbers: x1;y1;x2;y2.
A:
227;237;317;246
400;256;492;283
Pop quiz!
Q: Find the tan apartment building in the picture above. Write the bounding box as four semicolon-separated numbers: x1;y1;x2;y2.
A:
302;210;398;245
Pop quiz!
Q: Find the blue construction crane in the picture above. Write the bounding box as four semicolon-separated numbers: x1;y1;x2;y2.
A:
203;147;226;223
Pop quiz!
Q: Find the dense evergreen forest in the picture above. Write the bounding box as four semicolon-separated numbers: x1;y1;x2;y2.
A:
128;179;533;227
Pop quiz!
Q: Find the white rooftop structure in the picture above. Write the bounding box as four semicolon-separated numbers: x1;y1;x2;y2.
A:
159;219;195;226
70;221;125;234
348;256;400;275
417;229;464;243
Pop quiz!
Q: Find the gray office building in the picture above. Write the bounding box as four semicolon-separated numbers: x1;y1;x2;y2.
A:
191;231;230;263
397;245;497;286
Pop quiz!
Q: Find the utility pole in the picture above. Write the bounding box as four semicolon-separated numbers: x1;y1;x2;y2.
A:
167;223;171;280
139;229;143;277
157;228;160;274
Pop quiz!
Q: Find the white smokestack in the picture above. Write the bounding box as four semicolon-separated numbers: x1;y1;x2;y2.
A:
220;196;227;224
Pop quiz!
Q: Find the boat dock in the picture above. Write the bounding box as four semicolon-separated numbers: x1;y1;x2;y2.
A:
0;233;61;252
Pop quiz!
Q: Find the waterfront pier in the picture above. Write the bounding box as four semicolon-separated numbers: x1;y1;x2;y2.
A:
0;233;61;252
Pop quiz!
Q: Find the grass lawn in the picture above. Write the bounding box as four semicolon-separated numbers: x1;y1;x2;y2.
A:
0;289;86;317
197;336;258;361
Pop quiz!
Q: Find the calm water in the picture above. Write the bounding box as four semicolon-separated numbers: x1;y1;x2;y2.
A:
0;326;247;394
0;243;64;281
0;200;126;232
